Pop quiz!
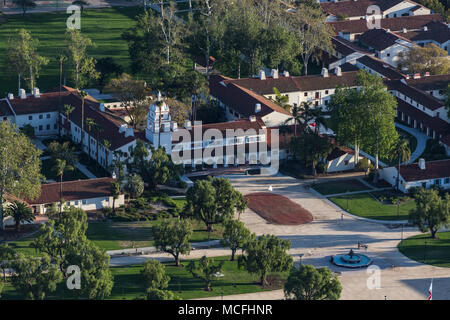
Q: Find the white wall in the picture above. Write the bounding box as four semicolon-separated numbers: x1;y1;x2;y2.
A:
14;112;59;136
327;153;360;173
36;194;125;214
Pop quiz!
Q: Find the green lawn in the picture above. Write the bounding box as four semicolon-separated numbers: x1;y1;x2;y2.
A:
0;256;288;300
0;7;141;94
7;218;224;255
41;158;87;181
398;232;450;268
312;179;372;196
329;192;416;221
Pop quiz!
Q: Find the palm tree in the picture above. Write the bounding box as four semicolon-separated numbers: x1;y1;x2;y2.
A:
284;105;302;137
79;90;88;148
391;138;411;191
85;117;95;163
62;104;75;137
54;159;74;214
58;53;67;140
271;87;291;112
5;201;34;233
103;140;111;169
92;123;103;168
110;181;121;214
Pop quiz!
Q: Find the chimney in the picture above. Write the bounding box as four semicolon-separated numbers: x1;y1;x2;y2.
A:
423;26;428;31
335;66;342;76
283;71;290;77
271;69;279;79
418;158;426;170
119;124;127;133
125;127;134;137
249;115;256;122
321;68;329;78
99;103;105;112
255;103;261;113
33;88;40;98
386;28;390;33
19;89;26;99
402;28;407;33
184;120;192;130
7;93;13;100
424;72;430;77
413;73;420;79
258;70;266;80
171;122;178;131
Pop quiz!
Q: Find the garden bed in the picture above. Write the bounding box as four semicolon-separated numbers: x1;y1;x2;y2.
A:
245;193;313;225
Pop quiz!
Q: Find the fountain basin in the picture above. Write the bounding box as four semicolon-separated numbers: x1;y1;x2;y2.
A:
331;250;373;268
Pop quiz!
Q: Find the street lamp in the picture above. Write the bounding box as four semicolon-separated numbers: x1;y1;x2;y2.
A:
424;240;427;264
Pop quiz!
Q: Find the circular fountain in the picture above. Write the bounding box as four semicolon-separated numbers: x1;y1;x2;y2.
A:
331;249;373;268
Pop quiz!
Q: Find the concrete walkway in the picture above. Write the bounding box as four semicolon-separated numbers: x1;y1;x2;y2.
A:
75;162;97;179
395;123;429;163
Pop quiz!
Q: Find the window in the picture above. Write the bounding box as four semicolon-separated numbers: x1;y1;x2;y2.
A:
435;179;441;185
325;90;329;94
54;124;57;129
39;125;43;131
445;178;450;184
344;160;349;165
39;114;43;119
304;92;308;97
28;115;32;120
2;117;7;121
46;124;50;130
46;114;51;119
82;200;87;205
386;53;390;57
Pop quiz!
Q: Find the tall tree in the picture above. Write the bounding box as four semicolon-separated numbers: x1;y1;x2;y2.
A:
104;74;152;129
141;260;170;290
0;244;15;281
110;181;121;214
6;29;48;92
66;29;99;88
0;122;42;230
220;219;251;261
5;201;35;233
10;254;62;300
187;255;224;291
184;177;247;235
53;159;74;213
153;219;193;267
390;138;411;190
409;189;450;239
238;234;293;286
290;132;333;175
286;4;334;75
328;71;398;181
284;265;342;300
85;117;96;163
398;43;450;75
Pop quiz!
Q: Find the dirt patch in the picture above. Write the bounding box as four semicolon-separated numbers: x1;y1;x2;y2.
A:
245;193;313;225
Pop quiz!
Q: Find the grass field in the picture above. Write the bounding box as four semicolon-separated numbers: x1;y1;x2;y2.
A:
6;218;224;255
312;179;371;196
329;192;416;221
0;256;288;300
398;232;450;268
0;7;141;95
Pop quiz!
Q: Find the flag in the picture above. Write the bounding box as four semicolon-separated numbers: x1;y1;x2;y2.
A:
428;279;433;300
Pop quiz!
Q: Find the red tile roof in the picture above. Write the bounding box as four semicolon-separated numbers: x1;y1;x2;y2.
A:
399;159;450;182
223;71;359;95
357;55;406;79
406;74;450;92
28;177;117;205
209;75;290;118
321;0;408;17
358;28;412;51
328;14;442;35
394;21;450;44
386;80;445;111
